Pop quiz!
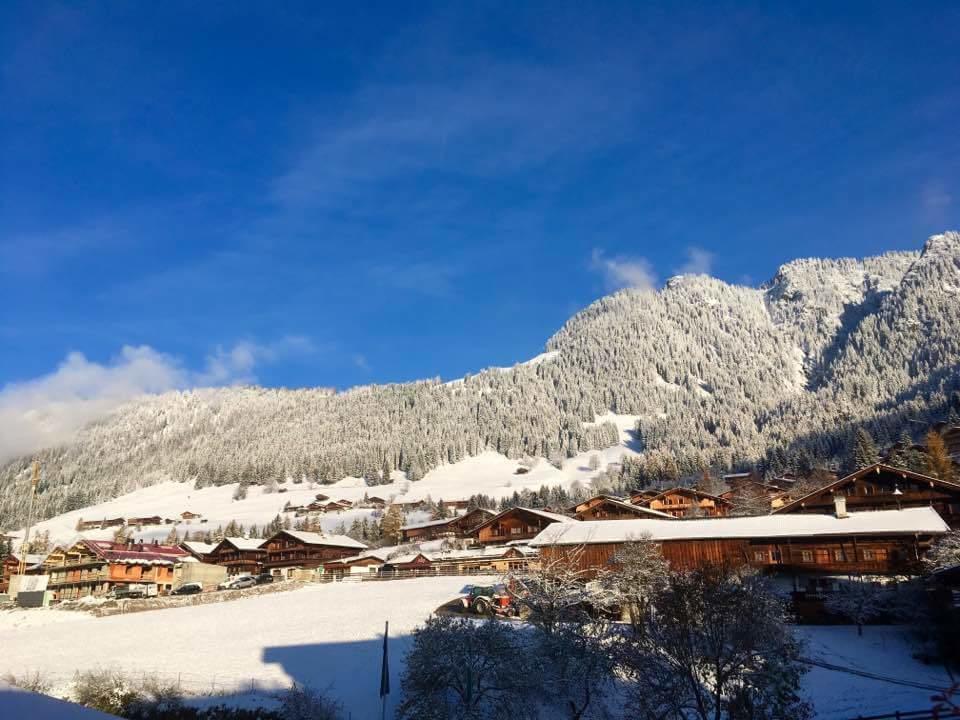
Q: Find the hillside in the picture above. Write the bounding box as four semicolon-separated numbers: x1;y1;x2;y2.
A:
2;232;959;532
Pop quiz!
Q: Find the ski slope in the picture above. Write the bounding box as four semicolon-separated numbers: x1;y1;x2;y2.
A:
19;414;642;546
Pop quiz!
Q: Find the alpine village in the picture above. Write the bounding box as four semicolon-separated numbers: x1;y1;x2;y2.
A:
4;4;960;719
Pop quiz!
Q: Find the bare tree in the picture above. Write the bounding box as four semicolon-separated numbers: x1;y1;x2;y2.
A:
824;580;890;636
536;619;617;720
507;547;593;636
622;567;812;720
397;615;536;720
924;530;960;573
594;533;668;635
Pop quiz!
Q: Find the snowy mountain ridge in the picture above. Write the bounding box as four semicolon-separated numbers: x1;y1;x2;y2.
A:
2;232;959;532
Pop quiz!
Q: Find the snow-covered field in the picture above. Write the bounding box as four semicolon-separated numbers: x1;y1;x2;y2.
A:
1;580;951;720
797;626;953;719
0;577;473;717
20;413;642;546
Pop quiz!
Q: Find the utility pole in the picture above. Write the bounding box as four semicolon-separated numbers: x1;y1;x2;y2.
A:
17;462;39;577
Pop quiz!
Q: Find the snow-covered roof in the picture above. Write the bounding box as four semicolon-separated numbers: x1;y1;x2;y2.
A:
222;536;266;551
400;517;454;531
529;507;950;547
574;495;674;519
281;530;368;549
181;541;216;555
523;508;576;523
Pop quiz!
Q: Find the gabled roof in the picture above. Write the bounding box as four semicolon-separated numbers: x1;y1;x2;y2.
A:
474;506;576;532
773;463;960;514
217;537;266;552
273;530;367;550
180;541;216;556
570;494;674;519
80;539;189;565
401;517;455;531
530;507;949;547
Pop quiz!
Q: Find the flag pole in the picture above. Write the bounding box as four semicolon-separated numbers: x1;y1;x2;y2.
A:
380;620;389;720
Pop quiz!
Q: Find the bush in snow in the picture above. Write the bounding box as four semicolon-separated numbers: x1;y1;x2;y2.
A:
277;683;343;720
621;567;812;720
3;670;52;694
72;668;144;716
397;615;537;720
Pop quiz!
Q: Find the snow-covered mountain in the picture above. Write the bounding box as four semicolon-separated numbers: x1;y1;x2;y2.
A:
3;232;960;532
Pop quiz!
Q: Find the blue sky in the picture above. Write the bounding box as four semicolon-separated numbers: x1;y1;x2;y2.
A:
2;1;958;396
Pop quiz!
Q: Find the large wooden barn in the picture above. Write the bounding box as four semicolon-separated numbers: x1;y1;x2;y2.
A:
473;507;575;545
529;507;949;583
260;530;367;578
775;463;960;528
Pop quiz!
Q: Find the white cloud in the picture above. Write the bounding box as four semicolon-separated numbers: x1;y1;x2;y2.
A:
675;246;714;276
590;249;658;292
0;337;314;462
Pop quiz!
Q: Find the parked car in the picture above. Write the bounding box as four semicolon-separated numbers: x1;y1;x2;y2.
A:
218;575;257;591
255;573;274;585
111;583;158;600
171;582;203;596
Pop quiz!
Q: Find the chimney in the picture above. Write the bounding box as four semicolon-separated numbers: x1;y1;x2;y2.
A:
833;494;848;519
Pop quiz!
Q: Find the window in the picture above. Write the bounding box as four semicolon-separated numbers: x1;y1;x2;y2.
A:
833;549;845;562
815;549;830;564
862;549;874;561
510;527;522;535
753;550;768;563
801;550;813;563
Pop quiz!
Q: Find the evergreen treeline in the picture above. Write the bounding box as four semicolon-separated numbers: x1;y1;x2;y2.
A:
2;233;959;530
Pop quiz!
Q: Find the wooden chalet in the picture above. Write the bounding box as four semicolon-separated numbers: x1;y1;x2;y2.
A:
126;515;163;527
323;550;393;577
530;507;950;585
400;507;495;542
180;511;202;521
260;530;367;578
45;539;189;600
380;552;434;573
634;487;732;518
774;463;960;528
473;507;575;545
569;495;674;521
627;489;660;504
720;479;789;512
206;537;267;576
0;553;46;594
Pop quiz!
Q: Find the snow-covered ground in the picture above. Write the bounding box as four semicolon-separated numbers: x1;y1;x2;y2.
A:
798;626;953;719
21;413;642;546
0;576;473;717
0;584;950;719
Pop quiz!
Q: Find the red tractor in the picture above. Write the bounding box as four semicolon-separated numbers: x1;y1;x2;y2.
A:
460;584;517;617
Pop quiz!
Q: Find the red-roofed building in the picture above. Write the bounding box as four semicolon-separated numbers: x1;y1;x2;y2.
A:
45;539;189;600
